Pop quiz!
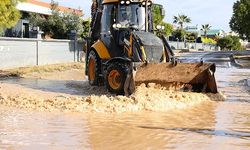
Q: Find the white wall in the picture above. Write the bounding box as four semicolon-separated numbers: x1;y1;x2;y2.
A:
17;2;52;15
0;38;84;69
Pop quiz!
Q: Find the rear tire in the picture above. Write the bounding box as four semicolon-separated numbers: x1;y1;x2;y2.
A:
106;63;128;95
87;50;101;86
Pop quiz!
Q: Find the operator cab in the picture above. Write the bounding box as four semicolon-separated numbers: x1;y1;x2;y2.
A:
98;0;166;61
115;2;147;31
100;1;156;56
101;1;154;34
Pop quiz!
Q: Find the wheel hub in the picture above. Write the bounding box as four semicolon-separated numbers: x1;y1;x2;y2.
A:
108;70;121;90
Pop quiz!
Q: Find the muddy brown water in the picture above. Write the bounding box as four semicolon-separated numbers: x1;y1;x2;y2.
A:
1;54;250;149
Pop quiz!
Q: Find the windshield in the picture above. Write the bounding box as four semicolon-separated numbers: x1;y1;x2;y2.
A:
118;4;146;30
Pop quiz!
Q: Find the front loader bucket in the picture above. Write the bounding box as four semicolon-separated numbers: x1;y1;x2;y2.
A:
135;62;218;93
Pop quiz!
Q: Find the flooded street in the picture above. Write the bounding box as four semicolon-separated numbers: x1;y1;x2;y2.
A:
0;107;91;150
1;52;250;149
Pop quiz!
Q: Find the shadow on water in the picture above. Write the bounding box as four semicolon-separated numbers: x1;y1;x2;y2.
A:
138;126;250;140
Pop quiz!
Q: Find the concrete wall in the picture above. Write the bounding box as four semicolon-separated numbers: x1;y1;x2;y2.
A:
0;37;84;69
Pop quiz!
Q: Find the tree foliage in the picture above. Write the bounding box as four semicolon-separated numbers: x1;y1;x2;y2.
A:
172;29;187;41
0;0;25;32
160;22;173;36
81;19;91;38
29;1;84;39
230;36;243;50
202;37;217;45
230;0;250;41
186;32;198;42
217;36;243;50
201;24;212;37
152;4;173;36
173;14;191;29
152;4;164;25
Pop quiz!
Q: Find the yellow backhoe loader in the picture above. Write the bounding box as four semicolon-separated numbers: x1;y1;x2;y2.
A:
85;0;217;95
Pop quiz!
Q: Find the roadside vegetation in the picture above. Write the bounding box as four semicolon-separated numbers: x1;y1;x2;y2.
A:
217;36;244;50
230;0;250;41
186;32;198;42
6;63;84;76
0;0;25;34
29;0;89;39
152;4;173;36
202;37;217;45
171;14;191;41
201;24;212;37
0;0;248;50
173;14;191;29
171;29;187;41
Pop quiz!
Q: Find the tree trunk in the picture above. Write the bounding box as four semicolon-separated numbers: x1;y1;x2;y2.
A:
180;23;183;29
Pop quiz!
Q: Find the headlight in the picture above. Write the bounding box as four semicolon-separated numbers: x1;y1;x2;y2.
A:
116;23;122;28
112;24;117;28
120;1;125;4
113;23;122;29
156;25;162;30
126;1;131;5
142;1;152;6
132;24;139;29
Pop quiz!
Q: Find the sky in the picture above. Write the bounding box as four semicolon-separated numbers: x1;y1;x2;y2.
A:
41;0;237;31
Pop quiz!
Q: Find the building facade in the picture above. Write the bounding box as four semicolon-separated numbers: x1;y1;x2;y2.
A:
185;25;225;38
4;0;83;38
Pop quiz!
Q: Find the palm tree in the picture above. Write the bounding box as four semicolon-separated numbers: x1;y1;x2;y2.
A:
173;14;191;29
201;24;212;37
